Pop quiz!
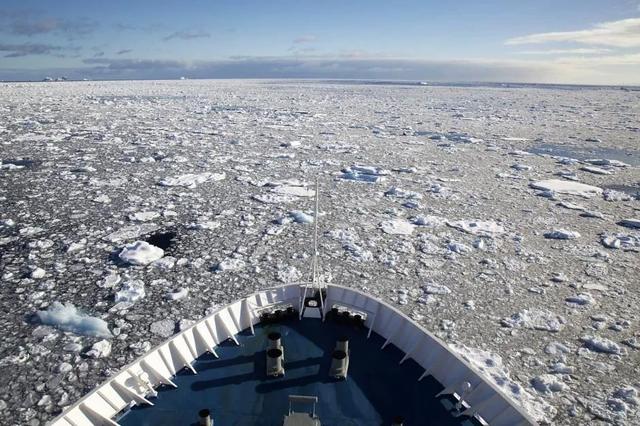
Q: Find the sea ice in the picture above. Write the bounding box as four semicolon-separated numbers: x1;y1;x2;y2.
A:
159;172;225;188
531;374;568;394
412;215;445;227
114;280;146;303
501;309;566;332
289;211;314;224
118;241;164;265
165;288;188;301
216;258;245;272
150;319;176;337
618;219;640;229
581;166;613;175
566;293;595;307
380;219;415;235
544;229;581;240
327;229;373;261
36;302;111;338
580;336;624;355
450;344;554;423
339;165;389;183
271;185;315;197
86;340;112;359
129;211;160;222
600;233;640;250
423;283;452;295
384;187;423;200
530;179;603;198
447;220;505;237
104;224;159;243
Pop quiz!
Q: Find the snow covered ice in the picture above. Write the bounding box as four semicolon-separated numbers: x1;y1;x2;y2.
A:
1;80;639;425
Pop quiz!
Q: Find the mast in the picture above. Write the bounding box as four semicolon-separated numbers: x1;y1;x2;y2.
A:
312;178;319;285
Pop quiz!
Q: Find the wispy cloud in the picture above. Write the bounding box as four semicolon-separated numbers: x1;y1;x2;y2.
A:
516;48;612;55
2;55;638;85
0;42;64;58
293;35;317;44
74;56;577;83
116;49;132;55
506;18;640;47
162;30;210;41
0;12;97;38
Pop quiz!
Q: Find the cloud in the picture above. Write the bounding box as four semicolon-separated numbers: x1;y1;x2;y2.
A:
553;52;640;65
293;35;317;44
516;48;612;55
506;18;640;47
116;49;132;55
162;30;210;41
71;56;576;83
1;54;637;85
0;42;64;58
82;58;185;70
1;14;97;37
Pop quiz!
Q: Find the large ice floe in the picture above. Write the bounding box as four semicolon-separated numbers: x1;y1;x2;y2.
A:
447;220;505;237
118;241;164;265
36;302;111;338
339;165;390;183
530;179;603;198
159;172;225;188
501;309;566;332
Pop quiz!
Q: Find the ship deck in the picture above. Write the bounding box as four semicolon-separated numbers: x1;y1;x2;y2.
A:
119;316;481;425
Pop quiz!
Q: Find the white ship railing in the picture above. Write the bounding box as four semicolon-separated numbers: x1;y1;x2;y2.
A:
49;284;537;426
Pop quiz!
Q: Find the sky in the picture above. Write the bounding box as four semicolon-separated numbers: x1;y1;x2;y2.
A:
1;0;640;84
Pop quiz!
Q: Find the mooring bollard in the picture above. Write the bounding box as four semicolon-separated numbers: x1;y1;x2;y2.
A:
329;349;348;379
198;408;212;426
267;348;284;376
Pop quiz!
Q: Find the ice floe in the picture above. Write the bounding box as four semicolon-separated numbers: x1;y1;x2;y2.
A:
114;280;146;303
216;258;246;272
327;229;373;262
531;374;568;394
129;211;160;222
618;219;640;229
159;172;225;188
118;241;164;265
544;229;581;240
380;219;415;235
36;302;111;338
447;220;505;237
580;335;624;355
530;179;603;198
86;340;112;359
450;344;554;423
339;165;389;183
501;309;566;332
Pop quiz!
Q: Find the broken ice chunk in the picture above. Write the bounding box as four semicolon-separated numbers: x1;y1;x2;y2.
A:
159;172;225;188
580;336;624;355
447;220;505;238
118;241;164;265
501;309;566;332
380;219;415;235
86;340;112;358
618;219;640;229
339;165;389;183
544;229;580;240
36;302;111;338
216;258;245;272
114;280;146;303
530;179;602;198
